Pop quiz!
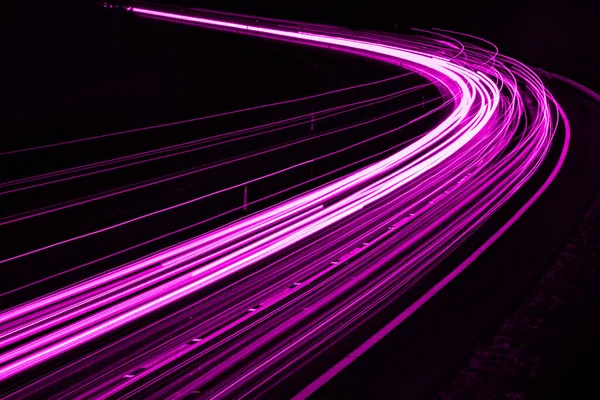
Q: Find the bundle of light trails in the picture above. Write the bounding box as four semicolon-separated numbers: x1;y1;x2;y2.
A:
0;4;570;399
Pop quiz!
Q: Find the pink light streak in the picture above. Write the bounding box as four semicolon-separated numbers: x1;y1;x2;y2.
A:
0;5;572;399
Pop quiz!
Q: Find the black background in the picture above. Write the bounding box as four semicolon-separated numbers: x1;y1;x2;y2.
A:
2;1;598;128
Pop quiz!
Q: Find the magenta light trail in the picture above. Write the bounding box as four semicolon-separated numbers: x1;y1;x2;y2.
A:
0;83;433;225
0;74;421;196
0;70;412;157
0;4;573;399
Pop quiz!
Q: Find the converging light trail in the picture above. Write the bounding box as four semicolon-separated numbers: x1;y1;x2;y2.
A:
0;4;570;399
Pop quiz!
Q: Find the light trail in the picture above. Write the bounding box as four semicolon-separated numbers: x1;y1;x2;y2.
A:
0;4;571;399
0;83;434;225
0;74;420;195
0;71;412;157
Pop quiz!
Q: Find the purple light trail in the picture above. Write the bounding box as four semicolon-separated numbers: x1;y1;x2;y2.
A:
0;4;571;399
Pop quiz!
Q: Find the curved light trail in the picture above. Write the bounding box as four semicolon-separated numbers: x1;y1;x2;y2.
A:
0;4;570;399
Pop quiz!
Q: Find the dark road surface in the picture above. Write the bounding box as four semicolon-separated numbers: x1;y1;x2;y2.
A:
310;77;600;400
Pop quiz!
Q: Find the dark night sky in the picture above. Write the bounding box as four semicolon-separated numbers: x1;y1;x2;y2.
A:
1;1;598;126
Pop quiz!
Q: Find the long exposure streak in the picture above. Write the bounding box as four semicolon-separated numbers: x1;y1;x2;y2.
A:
0;4;570;399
